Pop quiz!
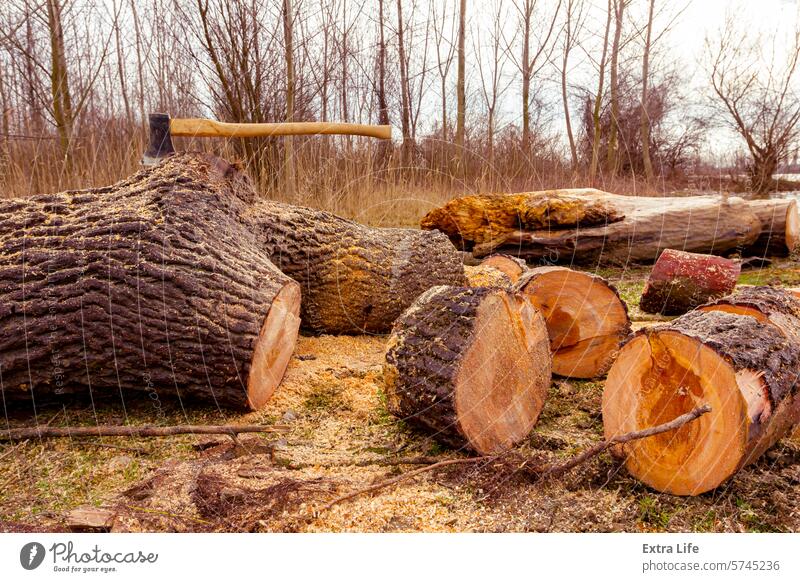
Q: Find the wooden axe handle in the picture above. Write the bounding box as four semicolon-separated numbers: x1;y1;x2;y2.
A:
170;118;392;140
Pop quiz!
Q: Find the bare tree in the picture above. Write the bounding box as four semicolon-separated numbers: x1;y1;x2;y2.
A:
431;0;456;139
559;0;585;168
589;0;613;183
709;13;800;195
396;0;412;163
283;0;296;197
455;0;466;167
606;0;628;174
640;0;656;182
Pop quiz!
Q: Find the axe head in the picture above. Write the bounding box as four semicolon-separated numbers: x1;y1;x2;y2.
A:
141;112;174;166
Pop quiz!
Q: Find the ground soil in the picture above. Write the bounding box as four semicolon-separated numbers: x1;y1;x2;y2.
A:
1;260;799;533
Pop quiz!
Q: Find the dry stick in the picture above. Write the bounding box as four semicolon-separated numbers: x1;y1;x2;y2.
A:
0;424;288;441
313;405;711;516
541;404;712;479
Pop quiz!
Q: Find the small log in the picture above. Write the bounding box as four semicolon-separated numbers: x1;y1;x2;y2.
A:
742;198;800;257
246;202;465;334
421;189;762;264
67;506;117;532
384;286;551;454
603;310;800;495
639;249;740;315
515;267;631;378
698;286;800;342
0;154;300;411
480;254;527;282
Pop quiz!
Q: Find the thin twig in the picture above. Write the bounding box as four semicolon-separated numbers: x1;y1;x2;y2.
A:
541;404;712;479
311;404;712;517
0;424;288;441
0;440;28;464
75;442;149;455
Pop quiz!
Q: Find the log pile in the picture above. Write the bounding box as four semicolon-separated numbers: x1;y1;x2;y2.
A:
0;154;301;410
741;198;800;257
603;308;800;495
421;189;772;264
639;249;740;315
384;286;551;454
516;267;630;378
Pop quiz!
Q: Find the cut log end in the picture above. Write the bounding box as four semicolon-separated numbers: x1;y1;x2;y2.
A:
785;199;800;253
454;291;550;454
480;254;527;282
384;286;551;455
246;282;302;410
516;267;630;378
604;331;745;495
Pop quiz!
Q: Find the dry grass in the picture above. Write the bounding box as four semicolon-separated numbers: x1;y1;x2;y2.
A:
1;260;799;533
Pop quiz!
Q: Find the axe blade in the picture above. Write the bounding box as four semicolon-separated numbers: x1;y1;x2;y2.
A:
141;112;174;166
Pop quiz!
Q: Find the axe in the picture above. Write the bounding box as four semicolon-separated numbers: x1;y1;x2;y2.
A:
142;112;392;166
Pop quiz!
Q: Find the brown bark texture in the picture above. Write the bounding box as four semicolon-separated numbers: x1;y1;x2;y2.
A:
245;201;466;334
0;154;301;411
384;285;551;455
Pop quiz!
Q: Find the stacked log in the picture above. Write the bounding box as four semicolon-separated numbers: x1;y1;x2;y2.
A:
384;286;551;454
698;286;800;342
421;189;764;265
0;154;301;410
639;249;740;315
603;309;800;495
515;267;630;378
742;198;800;257
480;254;527;282
245;201;466;334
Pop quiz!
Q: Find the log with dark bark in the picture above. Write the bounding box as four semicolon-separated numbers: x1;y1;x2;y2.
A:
742;198;800;257
698;285;800;343
421;189;762;264
0;154;301;411
245;201;465;334
515;267;630;378
639;249;740;315
383;286;551;454
603;310;800;495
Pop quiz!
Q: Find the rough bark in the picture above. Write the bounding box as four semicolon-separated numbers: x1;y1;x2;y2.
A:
480;254;527;282
421;189;762;265
603;310;800;495
464;265;513;289
516;266;630;378
742;198;800;257
384;286;551;454
699;285;800;343
639;249;740;315
0;154;301;411
245;201;466;334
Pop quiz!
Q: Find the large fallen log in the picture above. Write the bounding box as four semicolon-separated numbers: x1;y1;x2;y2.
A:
0;154;300;411
515;267;630;378
603;310;800;495
245;201;466;334
421;189;763;264
383;286;551;454
742;198;800;257
639;249;740;315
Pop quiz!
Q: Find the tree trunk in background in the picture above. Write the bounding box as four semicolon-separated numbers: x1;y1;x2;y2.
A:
396;0;413;166
606;0;625;175
376;0;391;168
283;0;296;198
521;0;532;149
46;0;74;165
750;149;779;196
455;0;466;169
640;0;656;183
589;0;613;183
561;0;578;169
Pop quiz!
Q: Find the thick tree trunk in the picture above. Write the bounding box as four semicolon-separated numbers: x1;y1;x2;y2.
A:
742;198;800;257
516;267;630;378
245;201;466;334
639;249;740;315
603;310;800;495
384;286;551;454
421;189;762;264
0;154;301;411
